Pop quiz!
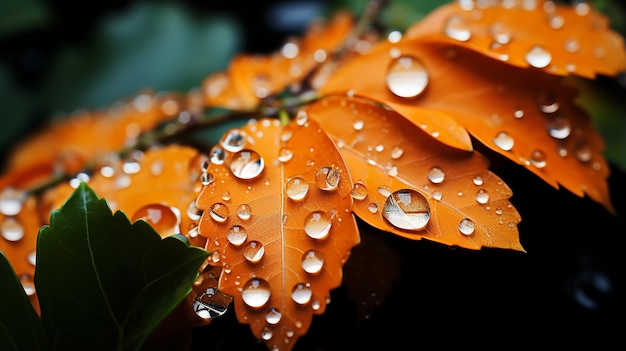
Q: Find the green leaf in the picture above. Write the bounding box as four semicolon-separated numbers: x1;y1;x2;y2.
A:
0;251;45;351
34;182;209;351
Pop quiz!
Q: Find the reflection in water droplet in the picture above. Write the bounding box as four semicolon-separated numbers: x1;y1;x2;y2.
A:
220;129;247;152
427;166;445;184
243;241;265;263
445;15;471;41
315;167;340;191
458;218;476;235
525;45;552;68
493;131;514;151
0;188;25;216
242;278;271;308
261;327;273;341
302;250;324;274
546;116;571;139
383;189;431;231
530;150;547;168
367;202;378;213
201;172;214;186
227;225;247;246
278;148;293;163
432;190;443;201
237;204;252;220
132;203;181;236
193;287;233;319
475;189;489;204
1;217;24;241
386;56;429;98
209;203;229;222
230;150;264;180
473;176;483;186
291;283;313;305
350;182;368;200
266;308;282;325
286;176;309;201
210;146;226;165
304;211;332;240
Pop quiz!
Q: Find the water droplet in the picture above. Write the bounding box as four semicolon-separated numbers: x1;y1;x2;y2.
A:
230;150;264;180
315;167;340;191
291;283;313;305
243;240;265;263
201;172;215;186
132;203;181;236
304;211;332;240
296;110;309;126
432;190;443;201
493;131;514;151
193;287;233;319
537;92;560;114
377;186;392;198
20;274;35;296
301;250;324;274
261;327;273;341
530;150;547;168
227;225;247;246
390;146;404;159
475;189;489;204
353;120;364;130
222;191;231;201
445;15;471;41
458;218;475;235
187;201;203;221
525;45;552;68
473;176;483;186
278;148;293;162
514;109;525;119
242;278;271;308
210;146;226;165
367;202;378;213
350;182;368;201
286;176;309;201
209;203;229;222
427;166;445;184
382;189;431;231
546;116;571;139
266;308;282;325
0;188;25;216
237;204;252;220
1;217;24;241
574;142;592;162
386;56;429;98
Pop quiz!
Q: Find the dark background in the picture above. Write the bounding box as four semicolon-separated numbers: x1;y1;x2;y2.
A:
1;0;625;349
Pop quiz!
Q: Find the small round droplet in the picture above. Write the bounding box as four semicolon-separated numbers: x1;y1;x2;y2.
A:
242;278;271;308
475;189;489;204
243;240;265;263
473;176;484;186
209;146;226;165
427;166;445;184
237;204;252;220
350;182;368;201
209;203;229;223
382;189;431;231
304;211;332;240
201;172;214;186
220;129;247;152
227;225;247;246
525;45;552;68
193;287;233;319
386;56;429;98
493;131;514;151
530;150;547;168
265;308;282;325
291;283;313;305
0;188;25;216
278;148;293;162
390;146;404;159
286;176;309;201
1;217;24;241
301;250;324;274
367;202;378;213
230;150;264;180
444;15;471;42
315;167;340;191
132;203;181;237
260;327;273;341
458;218;476;235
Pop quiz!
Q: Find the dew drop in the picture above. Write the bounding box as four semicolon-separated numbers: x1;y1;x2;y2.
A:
266;308;282;325
315;166;340;191
230;150;264;180
291;283;313;305
132;203;181;236
473;176;484;186
227;225;247;246
193;287;233;319
574;142;592;163
20;274;35;296
237;204;252;220
377;186;392;198
444;15;471;41
187;201;203;221
458;218;475;235
390;146;404;159
1;217;24;241
427;166;445;184
304;211;332;240
350;182;368;201
242;278;271;308
301;250;324;274
493;131;514;151
278;148;293;163
243;241;265;263
261;327;273;341
475;189;489;204
286;176;309;201
525;45;552;68
209;203;229;222
386;56;429;98
367;202;378;213
382;189;431;231
352;120;364;131
432;190;443;201
210;146;226;165
200;172;215;186
220;129;247;152
546;116;571;139
0;188;25;216
530;150;547;168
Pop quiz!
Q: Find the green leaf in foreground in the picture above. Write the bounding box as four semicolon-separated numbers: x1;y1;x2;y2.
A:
0;252;45;351
34;182;209;351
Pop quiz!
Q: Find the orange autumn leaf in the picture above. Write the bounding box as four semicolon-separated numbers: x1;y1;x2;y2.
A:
202;10;355;111
320;30;617;214
196;117;360;351
406;0;626;78
305;95;523;251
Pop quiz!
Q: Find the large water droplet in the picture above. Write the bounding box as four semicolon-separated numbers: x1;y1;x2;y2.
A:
315;167;340;191
382;189;431;231
193;287;233;319
475;189;489;204
230;150;264;180
132;203;181;237
493;131;514;151
291;283;313;305
304;211;332;240
227;225;247;246
243;240;265;263
1;217;24;241
220;129;247;152
525;45;552;68
242;278;271;308
286;176;309;201
386;56;429;98
301;250;324;274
